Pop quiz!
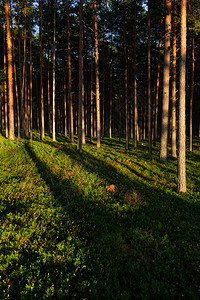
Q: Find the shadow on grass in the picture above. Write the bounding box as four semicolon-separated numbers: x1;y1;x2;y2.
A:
22;140;200;298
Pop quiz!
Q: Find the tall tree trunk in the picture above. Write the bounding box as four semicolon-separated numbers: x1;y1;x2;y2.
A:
154;16;163;145
67;0;74;143
17;0;22;137
109;57;112;139
40;0;44;139
47;0;51;135
189;36;194;152
77;0;83;149
133;0;137;147
5;0;14;140
52;0;56;142
123;4;129;150
3;2;8;138
148;0;152;153
13;50;20;140
94;0;100;147
90;59;93;142
64;60;67;137
160;0;171;160
171;2;177;157
178;0;187;193
30;5;33;141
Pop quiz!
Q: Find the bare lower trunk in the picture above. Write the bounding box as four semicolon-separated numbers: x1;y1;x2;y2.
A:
94;0;100;147
5;0;14;140
3;4;8;138
77;0;83;149
178;0;187;193
40;0;44;139
160;0;171;160
171;3;177;157
189;36;194;152
148;0;152;153
52;0;56;142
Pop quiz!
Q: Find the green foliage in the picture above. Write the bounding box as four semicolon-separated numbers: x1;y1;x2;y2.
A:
0;133;200;298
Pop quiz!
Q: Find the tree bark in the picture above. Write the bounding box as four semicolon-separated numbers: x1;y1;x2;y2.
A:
94;0;101;147
3;2;8;138
52;0;56;142
90;59;93;142
178;0;187;193
160;0;171;160
30;5;33;141
5;0;14;140
40;0;45;139
67;0;74;143
171;2;177;157
148;0;152;153
133;0;137;147
123;4;129;150
189;36;194;152
77;0;83;149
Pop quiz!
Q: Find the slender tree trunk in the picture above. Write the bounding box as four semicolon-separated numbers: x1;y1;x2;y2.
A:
13;50;20;140
160;0;171;160
102;52;105;139
189;36;194;152
64;60;67;137
77;0;83;149
171;2;177;157
154;17;163;145
66;0;74;143
148;0;152;153
17;1;23;137
123;4;129;150
40;0;44;139
47;0;51;135
5;0;14;140
3;3;8;138
90;59;93;142
133;0;137;147
94;0;100;147
52;0;56;142
30;7;33;141
178;0;187;193
109;57;112;139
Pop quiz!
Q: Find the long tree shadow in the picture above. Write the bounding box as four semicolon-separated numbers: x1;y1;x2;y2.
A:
24;141;200;298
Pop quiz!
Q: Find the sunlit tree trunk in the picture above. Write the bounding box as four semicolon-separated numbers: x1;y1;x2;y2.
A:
90;59;93;142
67;0;74;143
133;0;137;147
3;2;8;138
47;0;51;135
148;0;152;153
40;0;44;139
30;5;33;141
160;0;171;160
123;4;129;150
178;0;187;193
189;36;194;152
52;0;56;142
77;0;83;149
109;57;112;139
5;0;14;140
24;2;28;137
154;16;163;146
171;2;177;157
94;0;100;147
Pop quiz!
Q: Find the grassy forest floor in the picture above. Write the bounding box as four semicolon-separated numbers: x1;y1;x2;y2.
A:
0;132;200;299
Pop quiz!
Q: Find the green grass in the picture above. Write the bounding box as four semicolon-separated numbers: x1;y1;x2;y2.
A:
0;132;200;299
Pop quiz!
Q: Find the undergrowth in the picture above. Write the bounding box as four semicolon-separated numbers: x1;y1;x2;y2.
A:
0;132;200;299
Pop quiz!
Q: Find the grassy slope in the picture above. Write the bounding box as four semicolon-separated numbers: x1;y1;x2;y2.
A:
0;133;200;299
